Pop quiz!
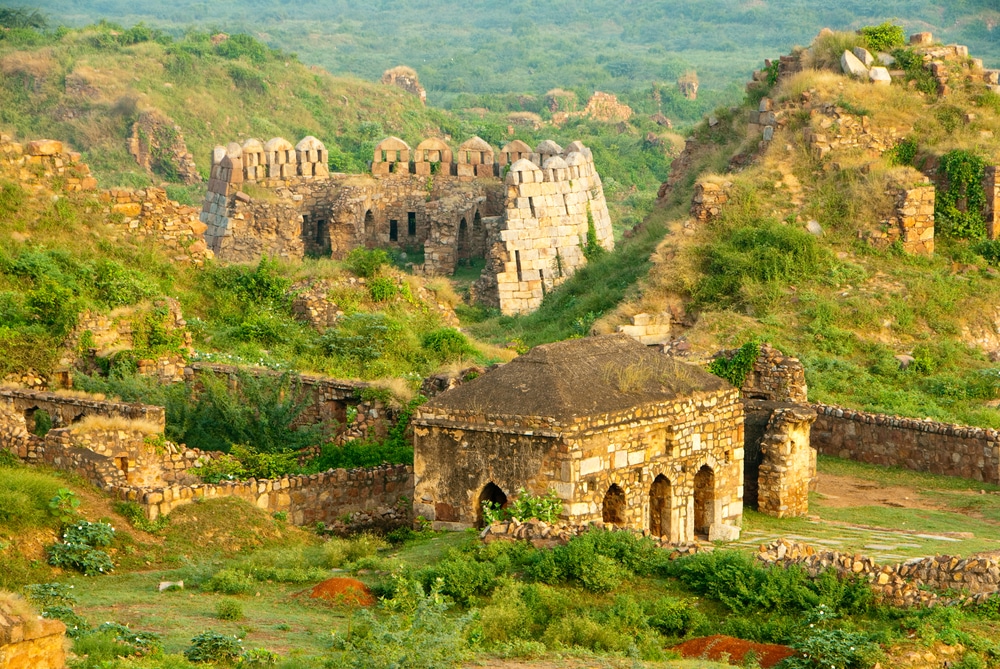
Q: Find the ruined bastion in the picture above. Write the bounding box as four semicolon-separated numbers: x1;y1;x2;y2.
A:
199;136;614;315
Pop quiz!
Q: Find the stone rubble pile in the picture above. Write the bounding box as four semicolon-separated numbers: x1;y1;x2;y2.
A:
0;133;97;192
758;539;1000;608
480;517;705;557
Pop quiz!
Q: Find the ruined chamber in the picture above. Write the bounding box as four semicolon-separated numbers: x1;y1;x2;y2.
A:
412;334;744;543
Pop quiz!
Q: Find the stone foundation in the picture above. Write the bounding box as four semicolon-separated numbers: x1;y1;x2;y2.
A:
756;406;817;518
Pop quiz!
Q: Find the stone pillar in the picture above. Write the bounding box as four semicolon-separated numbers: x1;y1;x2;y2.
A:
885;183;935;255
757;406;817;518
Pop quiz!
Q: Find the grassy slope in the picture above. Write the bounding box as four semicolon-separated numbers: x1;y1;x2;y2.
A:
592;36;1000;429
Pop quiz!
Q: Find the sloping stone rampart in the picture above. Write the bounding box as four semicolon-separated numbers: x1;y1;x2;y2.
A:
810;403;1000;484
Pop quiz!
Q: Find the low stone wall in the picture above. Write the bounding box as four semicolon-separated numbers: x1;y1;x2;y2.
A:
0;133;96;193
690;180;731;223
119;463;414;527
758;539;999;607
741;344;808;403
810;404;1000;484
481;517;705;554
0;600;66;669
0;388;165;432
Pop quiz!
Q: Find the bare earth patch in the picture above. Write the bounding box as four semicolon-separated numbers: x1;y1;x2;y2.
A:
814;473;944;511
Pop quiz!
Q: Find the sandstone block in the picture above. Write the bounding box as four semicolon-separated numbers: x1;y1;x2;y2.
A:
853;47;875;67
869;67;891;86
26;139;63;156
841;50;869;78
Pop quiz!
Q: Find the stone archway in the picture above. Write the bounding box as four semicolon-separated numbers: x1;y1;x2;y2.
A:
693;465;715;537
602;484;626;525
363;210;376;247
649;475;672;539
476;482;508;528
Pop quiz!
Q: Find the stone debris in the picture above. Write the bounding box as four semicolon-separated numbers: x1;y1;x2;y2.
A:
616;312;671;345
128;109;201;184
690;180;732;222
758;539;1000;608
841;50;870;79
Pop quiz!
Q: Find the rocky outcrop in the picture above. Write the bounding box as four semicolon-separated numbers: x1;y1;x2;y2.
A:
381;66;426;105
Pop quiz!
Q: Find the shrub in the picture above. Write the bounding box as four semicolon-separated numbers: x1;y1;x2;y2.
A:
422;328;476;361
23;582;77;608
62;520;115;547
92;622;162;656
423;554;499;605
185;630;244;663
886;138;918;167
321;313;402;363
936;150;988;240
646;596;705;636
114;500;169;533
196;454;248;483
783;629;883;669
346;248;390;278
216;599;244;621
368;276;398;302
708;340;761;388
204;569;256;595
47;543;114;576
860;22;905;54
331;581;471;669
483;488;563;525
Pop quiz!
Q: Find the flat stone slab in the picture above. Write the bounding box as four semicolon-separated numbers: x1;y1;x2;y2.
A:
870;66;892;86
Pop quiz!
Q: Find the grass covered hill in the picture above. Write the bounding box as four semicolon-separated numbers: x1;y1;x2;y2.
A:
13;0;1000;112
600;29;1000;429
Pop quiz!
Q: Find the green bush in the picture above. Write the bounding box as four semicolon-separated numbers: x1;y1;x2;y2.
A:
783;629;883;669
886;138;918;167
423;554;499;605
368;276;398;302
216;599;244;621
47;542;114;576
62;520;115;547
331;581;471;669
346;248;390;278
860;22;905;54
422;328;476;361
24;582;77;608
204;569;256;595
708;340;761;388
936;150;988;240
321;313;403;363
645;596;705;636
184;630;244;663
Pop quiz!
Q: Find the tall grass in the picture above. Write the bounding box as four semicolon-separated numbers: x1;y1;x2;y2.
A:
0;466;62;532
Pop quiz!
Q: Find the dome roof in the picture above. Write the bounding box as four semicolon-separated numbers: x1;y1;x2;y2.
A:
508;158;541;172
459;136;493;152
263;137;294;152
542;155;569;170
501;139;532;154
296;136;326;151
535;139;563;155
242;138;264;152
374;136;411;152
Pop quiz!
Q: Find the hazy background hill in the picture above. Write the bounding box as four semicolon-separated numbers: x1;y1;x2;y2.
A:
13;0;1000;109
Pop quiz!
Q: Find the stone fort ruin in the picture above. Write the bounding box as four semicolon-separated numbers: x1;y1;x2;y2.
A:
199;135;614;314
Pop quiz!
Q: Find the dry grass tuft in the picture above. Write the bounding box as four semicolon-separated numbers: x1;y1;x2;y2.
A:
368;377;417;408
52;389;106;401
423;278;461;309
70;415;163;435
0;591;40;633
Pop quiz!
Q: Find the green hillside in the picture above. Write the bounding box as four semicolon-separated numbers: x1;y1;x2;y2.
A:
12;0;1000;111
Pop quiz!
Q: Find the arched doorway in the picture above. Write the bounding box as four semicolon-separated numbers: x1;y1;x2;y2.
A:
649;475;671;539
362;210;375;246
476;482;508;528
602;484;626;525
693;465;715;537
456;217;469;264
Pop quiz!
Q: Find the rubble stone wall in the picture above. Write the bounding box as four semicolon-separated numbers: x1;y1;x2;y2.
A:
810;404;1000;484
742;344;808;403
0;133;97;192
757;406;817;518
100;188;211;263
0;388;165;433
119;463;414;527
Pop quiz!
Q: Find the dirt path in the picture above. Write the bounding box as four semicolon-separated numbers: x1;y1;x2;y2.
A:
814;473;943;511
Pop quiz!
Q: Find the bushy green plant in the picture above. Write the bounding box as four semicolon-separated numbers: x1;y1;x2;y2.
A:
41;605;90;637
62;520;115;547
937;150;988;240
114;500;169;533
886;138;918;167
368;276;398;302
196;454;249;483
346;248;390;278
47;542;114;576
482;488;563;524
860;22;905;54
332;580;471;669
645;595;705;636
421;328;476;361
216;599;244;621
708;340;761;388
23;582;77;608
92;622;163;656
783;629;883;669
184;630;244;663
204;568;256;595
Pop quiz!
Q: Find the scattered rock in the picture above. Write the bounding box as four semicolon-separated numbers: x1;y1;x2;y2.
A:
26;139;63;156
895;354;916;370
853;46;876;67
806;220;823;236
870;67;892;86
708;523;741;542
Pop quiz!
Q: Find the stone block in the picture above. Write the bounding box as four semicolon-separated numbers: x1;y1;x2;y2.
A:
869;67;891;86
708;523;741;542
841;50;869;78
910;32;933;45
852;46;875;67
26;139;63;156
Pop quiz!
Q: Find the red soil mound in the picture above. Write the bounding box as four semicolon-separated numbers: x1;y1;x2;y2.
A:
672;635;797;668
306;577;375;606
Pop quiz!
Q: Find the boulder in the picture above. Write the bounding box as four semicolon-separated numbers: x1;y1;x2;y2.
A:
910;32;933;46
806;220;823;236
852;47;875;67
878;52;896;67
869;67;892;86
26;139;63;156
708;523;741;542
895;354;916;370
841;50;869;79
